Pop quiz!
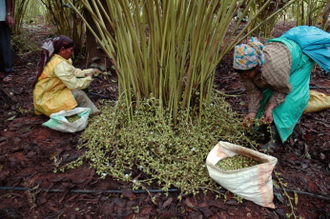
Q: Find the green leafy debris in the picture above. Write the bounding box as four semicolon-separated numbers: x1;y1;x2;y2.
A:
59;95;259;196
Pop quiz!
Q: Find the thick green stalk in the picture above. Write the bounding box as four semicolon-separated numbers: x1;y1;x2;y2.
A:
66;0;294;123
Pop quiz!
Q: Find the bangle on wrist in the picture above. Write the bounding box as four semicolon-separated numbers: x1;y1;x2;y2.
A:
7;13;11;16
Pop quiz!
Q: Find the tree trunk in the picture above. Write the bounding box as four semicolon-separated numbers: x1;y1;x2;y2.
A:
323;0;330;31
83;0;114;72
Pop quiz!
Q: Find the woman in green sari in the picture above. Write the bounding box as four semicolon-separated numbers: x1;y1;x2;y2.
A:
233;37;313;152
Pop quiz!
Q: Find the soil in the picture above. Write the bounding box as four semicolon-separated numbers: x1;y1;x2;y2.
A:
0;22;329;218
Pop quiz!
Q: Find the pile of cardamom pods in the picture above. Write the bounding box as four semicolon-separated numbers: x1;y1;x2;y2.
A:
216;154;260;171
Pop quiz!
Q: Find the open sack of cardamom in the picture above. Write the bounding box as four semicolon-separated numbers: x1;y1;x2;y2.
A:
42;107;91;133
206;141;278;209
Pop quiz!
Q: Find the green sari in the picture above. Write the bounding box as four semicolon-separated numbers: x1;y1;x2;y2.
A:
256;38;313;142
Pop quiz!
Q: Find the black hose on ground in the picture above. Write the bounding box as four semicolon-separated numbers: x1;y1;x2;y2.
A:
0;186;329;201
0;186;179;194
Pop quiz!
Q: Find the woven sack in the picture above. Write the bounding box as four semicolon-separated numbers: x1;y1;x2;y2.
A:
206;141;278;208
42;107;91;133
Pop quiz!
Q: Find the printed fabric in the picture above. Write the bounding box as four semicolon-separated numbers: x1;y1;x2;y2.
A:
233;37;265;70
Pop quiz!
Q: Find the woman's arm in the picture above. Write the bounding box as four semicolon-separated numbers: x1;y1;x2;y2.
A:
261;103;275;123
241;77;263;114
55;61;93;90
73;67;102;78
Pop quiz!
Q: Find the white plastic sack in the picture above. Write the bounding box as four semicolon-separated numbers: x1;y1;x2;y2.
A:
42;107;91;133
206;141;278;209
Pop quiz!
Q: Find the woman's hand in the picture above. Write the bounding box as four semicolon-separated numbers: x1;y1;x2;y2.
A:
261;104;275;124
86;69;102;78
261;109;273;124
85;72;94;78
243;112;256;127
92;69;102;76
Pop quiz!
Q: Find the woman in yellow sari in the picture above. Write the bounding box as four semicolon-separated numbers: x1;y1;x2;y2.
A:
33;35;100;116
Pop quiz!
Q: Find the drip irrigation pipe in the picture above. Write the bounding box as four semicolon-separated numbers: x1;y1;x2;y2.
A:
282;189;330;200
0;186;329;201
0;186;179;194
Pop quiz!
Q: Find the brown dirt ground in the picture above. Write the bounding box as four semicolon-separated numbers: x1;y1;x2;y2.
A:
0;22;329;218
